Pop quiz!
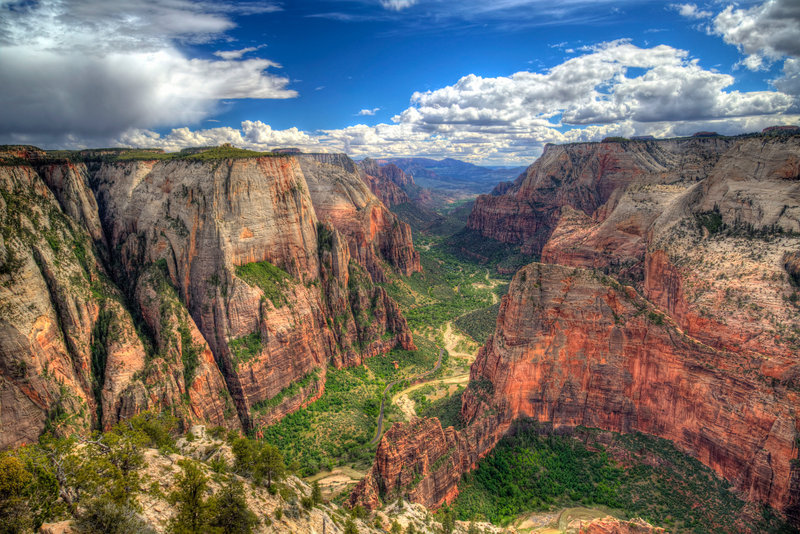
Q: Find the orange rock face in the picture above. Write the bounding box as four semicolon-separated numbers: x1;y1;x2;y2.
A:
467;137;736;255
0;148;419;444
359;159;413;207
355;261;800;522
579;516;665;534
349;415;507;510
356;134;800;526
467;263;799;514
298;154;421;279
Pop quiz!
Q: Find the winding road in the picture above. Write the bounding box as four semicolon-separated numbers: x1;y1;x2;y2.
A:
369;347;444;446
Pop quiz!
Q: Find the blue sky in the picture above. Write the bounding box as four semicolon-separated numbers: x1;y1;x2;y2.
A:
1;0;798;164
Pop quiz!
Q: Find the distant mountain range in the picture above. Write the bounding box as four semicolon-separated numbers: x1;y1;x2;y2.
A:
374;157;526;195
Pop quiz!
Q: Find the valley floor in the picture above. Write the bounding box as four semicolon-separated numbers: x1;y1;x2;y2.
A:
272;233;509;499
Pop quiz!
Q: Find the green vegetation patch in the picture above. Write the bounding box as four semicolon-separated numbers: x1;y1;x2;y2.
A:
181;146;270;160
317;222;334;252
90;310;114;425
452;421;795;533
386;236;497;331
419;389;465;430
447;228;533;275
235;260;292;308
177;321;202;387
260;336;441;476
251;368;320;416
228;331;262;368
696;209;724;234
454;302;501;344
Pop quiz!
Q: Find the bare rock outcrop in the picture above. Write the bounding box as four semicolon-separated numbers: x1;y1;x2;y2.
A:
359;159;413;207
579;517;665;534
297;154;421;280
355;134;800;526
0;147;419;444
467;137;737;256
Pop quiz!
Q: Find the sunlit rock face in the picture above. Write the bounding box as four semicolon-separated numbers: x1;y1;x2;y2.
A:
0;148;418;444
355;134;800;526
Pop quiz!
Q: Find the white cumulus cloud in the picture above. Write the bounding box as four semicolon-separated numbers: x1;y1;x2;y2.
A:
0;0;294;143
357;108;382;116
396;41;792;132
213;45;266;60
711;0;800;71
672;3;712;19
111;43;798;164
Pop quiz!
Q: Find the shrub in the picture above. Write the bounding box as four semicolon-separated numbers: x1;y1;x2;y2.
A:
311;481;323;504
208;480;259;534
167;460;210;534
0;455;33;533
343;518;359;534
77;497;155;534
235;260;292;308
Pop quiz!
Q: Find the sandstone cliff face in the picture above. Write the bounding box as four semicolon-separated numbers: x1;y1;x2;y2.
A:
356;134;800;525
358;159;412;207
130;265;237;429
0;148;418;444
349;414;508;510
468;137;737;255
465;262;799;514
579;517;665;534
355;261;800;520
297;154;421;280
0;160;154;446
88;156;334;431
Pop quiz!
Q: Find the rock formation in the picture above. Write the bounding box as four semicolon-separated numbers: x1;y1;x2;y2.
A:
0;147;418;446
579;517;665;534
297;154;421;280
358;159;414;207
467;137;737;256
350;414;508;510
354;133;800;527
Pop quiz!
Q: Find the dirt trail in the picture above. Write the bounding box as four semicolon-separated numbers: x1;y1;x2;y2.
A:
370;348;443;445
393;319;478;420
443;322;476;359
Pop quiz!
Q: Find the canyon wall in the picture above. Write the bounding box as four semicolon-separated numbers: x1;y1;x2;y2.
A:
467;137;737;256
358;159;414;207
464;263;799;513
354;134;800;525
0;148;418;446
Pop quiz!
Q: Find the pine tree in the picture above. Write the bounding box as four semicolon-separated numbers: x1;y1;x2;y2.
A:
208;479;258;534
168;460;209;534
255;444;285;490
311;480;323;504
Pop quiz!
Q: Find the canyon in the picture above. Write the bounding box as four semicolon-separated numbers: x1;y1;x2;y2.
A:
0;147;419;448
353;133;800;529
3;133;800;531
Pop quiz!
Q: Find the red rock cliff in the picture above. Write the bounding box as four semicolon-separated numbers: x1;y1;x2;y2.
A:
467;137;736;255
297;154;421;279
0;148;419;445
355;262;800;522
358;159;414;207
355;134;800;525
